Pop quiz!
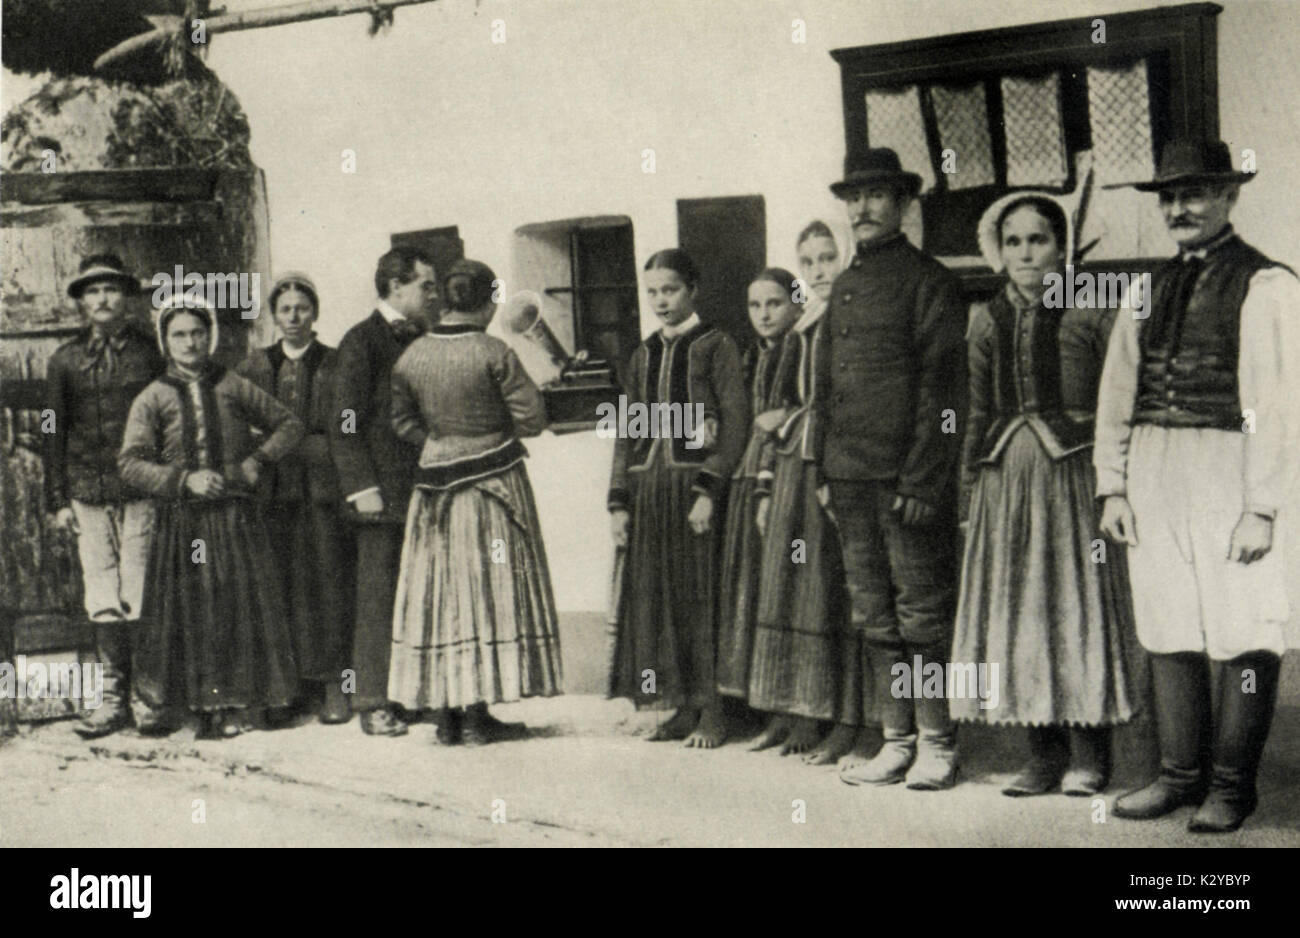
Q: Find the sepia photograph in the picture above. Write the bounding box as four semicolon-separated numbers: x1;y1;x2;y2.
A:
1;0;1298;887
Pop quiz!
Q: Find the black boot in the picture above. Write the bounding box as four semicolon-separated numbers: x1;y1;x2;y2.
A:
461;702;528;744
1062;726;1112;796
75;622;132;739
1114;652;1209;819
1003;726;1069;796
1188;652;1280;834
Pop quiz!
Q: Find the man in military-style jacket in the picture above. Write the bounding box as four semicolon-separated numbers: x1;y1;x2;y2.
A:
814;149;968;792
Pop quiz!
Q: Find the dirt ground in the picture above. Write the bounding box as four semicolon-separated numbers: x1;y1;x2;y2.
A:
3;694;1298;848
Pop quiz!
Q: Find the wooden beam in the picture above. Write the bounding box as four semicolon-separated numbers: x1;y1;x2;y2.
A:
94;0;440;72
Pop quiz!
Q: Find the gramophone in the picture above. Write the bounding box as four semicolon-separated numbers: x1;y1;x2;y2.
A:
501;290;618;432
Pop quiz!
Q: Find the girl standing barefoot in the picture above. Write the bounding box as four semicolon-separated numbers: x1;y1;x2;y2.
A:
608;249;749;748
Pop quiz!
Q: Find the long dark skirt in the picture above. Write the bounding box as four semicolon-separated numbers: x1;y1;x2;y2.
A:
951;426;1140;725
749;445;864;723
134;497;298;714
715;474;765;698
609;454;724;708
266;500;354;683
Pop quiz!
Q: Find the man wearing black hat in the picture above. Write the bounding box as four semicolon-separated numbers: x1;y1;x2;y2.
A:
815;149;968;790
45;253;164;738
1095;138;1300;832
331;246;437;737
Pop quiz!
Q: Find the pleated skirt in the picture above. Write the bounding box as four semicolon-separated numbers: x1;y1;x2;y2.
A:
715;474;765;698
749;445;864;723
134;498;298;713
951;425;1141;725
609;454;723;708
388;463;562;711
266;501;354;683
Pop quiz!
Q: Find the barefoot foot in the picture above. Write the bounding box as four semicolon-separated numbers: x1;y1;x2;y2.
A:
804;723;857;765
747;714;792;751
684;704;727;749
780;717;822;755
649;708;699;741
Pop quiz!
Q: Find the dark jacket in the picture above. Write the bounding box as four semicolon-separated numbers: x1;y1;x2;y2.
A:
961;285;1116;515
118;362;304;499
607;320;749;510
237;339;343;503
813;233;967;508
330;310;422;525
44;320;165;511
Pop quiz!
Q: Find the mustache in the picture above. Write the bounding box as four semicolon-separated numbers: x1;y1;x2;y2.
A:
1169;215;1202;227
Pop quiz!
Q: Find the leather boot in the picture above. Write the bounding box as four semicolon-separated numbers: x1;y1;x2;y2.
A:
1114;652;1209;819
841;644;916;786
76;622;131;739
1062;726;1112;796
1189;652;1280;834
906;643;958;790
1003;726;1069;796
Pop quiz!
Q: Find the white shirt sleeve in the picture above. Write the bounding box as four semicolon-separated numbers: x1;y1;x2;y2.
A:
1238;266;1300;518
1092;288;1144;498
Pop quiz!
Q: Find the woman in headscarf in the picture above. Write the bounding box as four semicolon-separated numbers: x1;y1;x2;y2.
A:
387;259;563;744
950;192;1140;796
119;295;304;739
237;272;353;724
748;220;870;764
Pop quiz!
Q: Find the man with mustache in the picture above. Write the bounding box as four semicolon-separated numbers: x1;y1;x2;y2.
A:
44;254;164;737
816;149;968;790
1096;139;1300;832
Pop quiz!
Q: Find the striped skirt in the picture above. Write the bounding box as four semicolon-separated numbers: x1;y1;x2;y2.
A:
749;444;863;723
609;455;723;708
134;497;298;714
388;463;562;711
715;474;765;698
951;425;1141;725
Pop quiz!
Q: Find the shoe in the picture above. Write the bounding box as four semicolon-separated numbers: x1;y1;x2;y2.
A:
1062;726;1112;796
906;645;958;790
428;707;463;744
75;622;132;739
1114;653;1210;820
461;703;528;745
840;733;916;786
1187;652;1279;834
200;711;244;740
360;708;408;737
842;644;917;786
1003;726;1069;797
319;681;351;725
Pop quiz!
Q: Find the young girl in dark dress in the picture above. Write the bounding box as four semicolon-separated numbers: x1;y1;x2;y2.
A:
119;296;304;739
715;268;801;723
608;249;750;748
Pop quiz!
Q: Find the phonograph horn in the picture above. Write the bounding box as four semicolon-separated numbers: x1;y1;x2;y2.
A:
502;290;571;369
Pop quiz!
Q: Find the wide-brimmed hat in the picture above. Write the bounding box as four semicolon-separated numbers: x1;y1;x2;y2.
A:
1107;138;1256;192
976;191;1075;273
829;147;923;199
67;254;142;299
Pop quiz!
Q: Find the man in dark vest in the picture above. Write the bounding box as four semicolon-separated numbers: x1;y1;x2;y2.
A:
331;247;436;736
815;149;968;790
1096;139;1300;832
45;254;164;738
